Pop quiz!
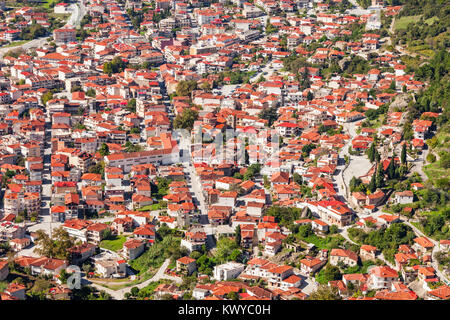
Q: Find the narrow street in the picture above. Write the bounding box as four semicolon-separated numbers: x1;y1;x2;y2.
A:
333;121;371;211
66;1;87;28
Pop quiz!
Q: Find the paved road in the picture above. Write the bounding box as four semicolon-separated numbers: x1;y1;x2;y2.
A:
19;111;54;239
87;258;181;300
0;37;49;57
249;61;276;84
66;1;87;28
334;122;355;201
409;147;429;182
333;121;372;209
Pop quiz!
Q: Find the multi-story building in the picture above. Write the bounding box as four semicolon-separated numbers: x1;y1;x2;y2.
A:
53;28;77;43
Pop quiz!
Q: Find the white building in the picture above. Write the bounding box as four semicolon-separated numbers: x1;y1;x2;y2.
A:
213;262;245;281
367;266;399;290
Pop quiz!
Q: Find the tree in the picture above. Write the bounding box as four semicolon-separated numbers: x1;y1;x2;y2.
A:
214;237;239;264
329;225;339;234
127;98;136;113
302;144;316;158
124;141;143;153
426;153;436;163
308;284;342;300
243;163;261;181
387;157;396;180
389;80;396;91
130;286;140;297
375;149;380;163
98;143;110;156
197;255;214;275
375;163;384;188
235;225;241;247
227;291;240;300
233;172;243;179
401;143;407;165
20;23;46;40
86;88;96;97
229;249;242;262
293;173;303;185
103;57;127;76
200;81;212;92
265;20;278;34
298;223;313;238
59;269;70;284
173;108;199;131
175;80;197;97
440;152;450;169
320;264;342;283
368;173;376;193
41;91;53;106
366;143;379;163
259;106;278;126
130;127;140;134
34;227;75;260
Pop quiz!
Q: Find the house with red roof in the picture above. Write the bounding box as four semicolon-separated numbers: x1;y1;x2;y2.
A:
367;266;399;290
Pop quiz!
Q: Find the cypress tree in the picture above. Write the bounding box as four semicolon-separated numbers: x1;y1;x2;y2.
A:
367;143;375;162
401;143;407;165
387;157;396;180
376;163;384;188
235;225;241;247
374;148;380;163
368;172;376;193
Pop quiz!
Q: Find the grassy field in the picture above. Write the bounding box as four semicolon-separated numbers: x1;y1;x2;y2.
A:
425;16;439;25
423;161;448;180
100;235;128;252
394;15;421;30
1;40;31;48
408;44;435;58
300;234;346;250
41;0;55;10
49;13;71;19
7;0;55;9
137;202;166;212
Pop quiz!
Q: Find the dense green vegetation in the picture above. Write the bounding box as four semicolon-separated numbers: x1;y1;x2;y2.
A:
33;227;77;260
406;50;450;214
315;264;341;284
129;235;186;275
151;177;172;199
258;106;278;127
393;0;450;53
266;206;303;228
213;237;243;264
103;57;128;76
218;70;256;85
173;108;199;131
175;80;197;97
347;223;416;263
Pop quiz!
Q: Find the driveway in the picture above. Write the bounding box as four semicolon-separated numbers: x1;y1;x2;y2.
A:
87;258;182;300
